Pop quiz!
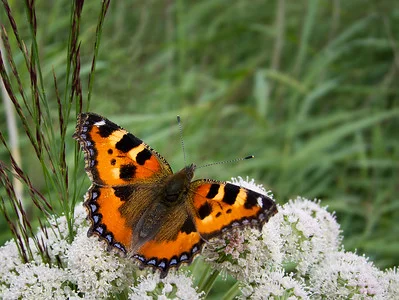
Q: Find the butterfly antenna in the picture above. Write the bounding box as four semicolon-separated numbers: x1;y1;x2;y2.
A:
196;155;254;169
177;115;187;166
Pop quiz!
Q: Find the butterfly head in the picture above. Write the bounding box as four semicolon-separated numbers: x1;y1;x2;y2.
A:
182;163;196;179
163;164;196;205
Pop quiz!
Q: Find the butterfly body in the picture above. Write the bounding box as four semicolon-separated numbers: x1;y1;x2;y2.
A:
162;164;195;204
73;113;277;278
128;164;195;253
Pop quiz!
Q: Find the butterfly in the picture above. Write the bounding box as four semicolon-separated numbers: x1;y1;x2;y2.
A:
73;113;278;278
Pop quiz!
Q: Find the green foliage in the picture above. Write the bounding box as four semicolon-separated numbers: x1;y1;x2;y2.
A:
0;0;398;295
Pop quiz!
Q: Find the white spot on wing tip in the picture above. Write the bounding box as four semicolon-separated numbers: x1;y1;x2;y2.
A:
257;196;263;208
94;120;106;126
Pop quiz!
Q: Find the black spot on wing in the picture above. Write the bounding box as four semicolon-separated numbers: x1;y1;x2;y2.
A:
110;159;116;165
113;185;137;201
180;217;196;234
260;194;275;211
244;190;260;209
85;114;121;138
87;113;102;124
136;149;152;165
98;124;116;138
198;202;212;220
222;184;240;205
115;133;142;153
206;184;219;199
107;149;113;154
119;164;136;180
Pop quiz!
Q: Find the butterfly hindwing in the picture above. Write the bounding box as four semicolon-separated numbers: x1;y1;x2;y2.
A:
133;212;203;277
84;185;132;253
85;183;169;255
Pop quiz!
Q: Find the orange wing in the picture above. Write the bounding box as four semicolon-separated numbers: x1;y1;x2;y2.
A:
83;185;134;253
73;113;173;255
190;180;278;239
73;113;172;186
133;214;203;278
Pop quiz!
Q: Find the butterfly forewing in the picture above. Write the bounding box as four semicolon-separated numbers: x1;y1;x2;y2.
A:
190;180;277;238
73;113;172;186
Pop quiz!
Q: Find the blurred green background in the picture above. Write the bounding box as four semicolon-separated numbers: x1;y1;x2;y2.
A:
1;0;398;273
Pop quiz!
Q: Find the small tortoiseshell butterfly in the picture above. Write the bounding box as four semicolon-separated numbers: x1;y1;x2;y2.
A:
73;113;277;278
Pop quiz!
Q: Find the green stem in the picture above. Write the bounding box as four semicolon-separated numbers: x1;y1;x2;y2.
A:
223;281;241;300
199;268;220;298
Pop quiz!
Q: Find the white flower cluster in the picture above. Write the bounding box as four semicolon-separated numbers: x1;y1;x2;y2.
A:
0;204;201;299
0;177;398;299
202;176;399;299
129;272;203;299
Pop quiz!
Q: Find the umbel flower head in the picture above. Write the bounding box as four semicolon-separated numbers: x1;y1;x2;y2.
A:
129;272;203;299
0;177;398;299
